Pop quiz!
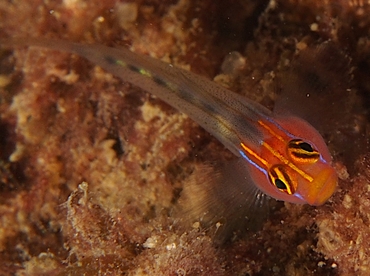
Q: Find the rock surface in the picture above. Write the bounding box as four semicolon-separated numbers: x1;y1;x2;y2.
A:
0;0;369;275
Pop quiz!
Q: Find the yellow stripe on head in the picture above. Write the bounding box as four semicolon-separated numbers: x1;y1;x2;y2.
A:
262;142;313;182
240;142;269;167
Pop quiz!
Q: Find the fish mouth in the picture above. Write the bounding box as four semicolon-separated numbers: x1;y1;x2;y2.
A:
305;168;338;206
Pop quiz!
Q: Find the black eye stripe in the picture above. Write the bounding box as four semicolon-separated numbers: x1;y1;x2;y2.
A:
270;168;278;179
288;139;320;164
268;165;296;195
289;141;314;152
280;167;291;184
291;151;320;159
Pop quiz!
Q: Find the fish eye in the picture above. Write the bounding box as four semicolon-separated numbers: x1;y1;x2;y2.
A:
298;141;314;152
268;165;297;195
287;139;320;164
275;179;287;190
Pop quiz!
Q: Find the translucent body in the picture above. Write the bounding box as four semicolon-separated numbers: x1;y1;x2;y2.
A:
2;38;337;206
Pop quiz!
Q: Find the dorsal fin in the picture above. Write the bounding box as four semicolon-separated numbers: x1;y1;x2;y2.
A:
274;41;367;171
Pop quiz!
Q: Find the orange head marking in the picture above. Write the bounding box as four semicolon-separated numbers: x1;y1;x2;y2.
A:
240;115;337;206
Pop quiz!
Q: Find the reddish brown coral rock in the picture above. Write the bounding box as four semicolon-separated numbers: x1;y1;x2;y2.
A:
0;0;370;275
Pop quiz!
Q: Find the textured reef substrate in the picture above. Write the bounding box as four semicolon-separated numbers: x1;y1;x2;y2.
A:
0;0;370;275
